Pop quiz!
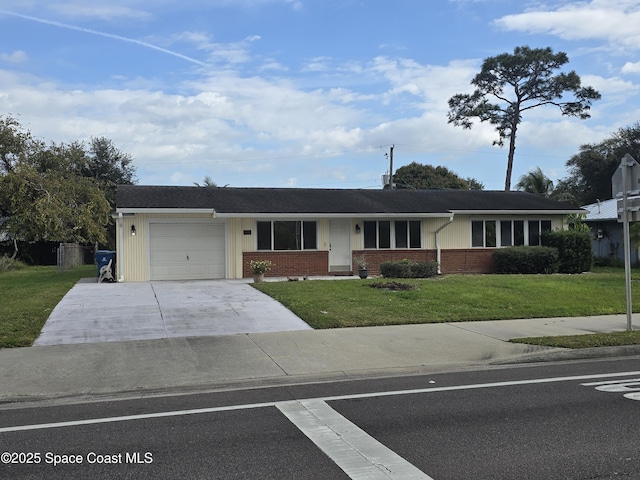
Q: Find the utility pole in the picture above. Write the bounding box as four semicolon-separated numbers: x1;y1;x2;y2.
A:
388;144;394;189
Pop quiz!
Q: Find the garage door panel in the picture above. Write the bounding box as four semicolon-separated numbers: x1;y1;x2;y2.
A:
149;223;226;280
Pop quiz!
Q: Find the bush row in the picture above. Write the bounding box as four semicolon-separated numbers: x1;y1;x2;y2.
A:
493;230;592;274
380;259;439;278
493;246;559;274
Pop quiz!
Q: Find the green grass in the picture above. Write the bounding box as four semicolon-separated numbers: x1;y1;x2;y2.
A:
0;265;95;348
254;269;640;329
510;331;640;349
4;265;640;350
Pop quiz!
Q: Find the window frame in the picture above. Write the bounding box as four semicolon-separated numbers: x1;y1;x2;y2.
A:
471;219;553;248
363;219;422;249
256;220;318;251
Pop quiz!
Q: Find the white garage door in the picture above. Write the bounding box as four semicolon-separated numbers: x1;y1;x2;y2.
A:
149;223;226;280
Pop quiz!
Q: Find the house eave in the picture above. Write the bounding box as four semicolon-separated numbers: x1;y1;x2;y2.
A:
116;208;217;216
450;209;585;215
115;209;453;219
214;212;454;219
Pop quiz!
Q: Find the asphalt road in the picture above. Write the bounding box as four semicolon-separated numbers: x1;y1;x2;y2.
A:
2;358;640;479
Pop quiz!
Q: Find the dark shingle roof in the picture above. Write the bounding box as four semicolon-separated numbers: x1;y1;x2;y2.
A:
116;185;583;214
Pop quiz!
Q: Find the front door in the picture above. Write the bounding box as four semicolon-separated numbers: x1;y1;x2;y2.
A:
329;219;352;272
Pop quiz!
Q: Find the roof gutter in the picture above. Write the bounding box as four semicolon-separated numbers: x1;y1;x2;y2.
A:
212;212;453;219
115;210;452;219
450;209;585;215
434;214;454;275
116;208;217;217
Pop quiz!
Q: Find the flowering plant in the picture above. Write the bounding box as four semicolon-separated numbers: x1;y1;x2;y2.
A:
250;259;273;274
353;254;368;269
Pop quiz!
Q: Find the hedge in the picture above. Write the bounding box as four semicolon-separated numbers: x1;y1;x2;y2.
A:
380;259;439;278
541;230;592;273
493;246;559;274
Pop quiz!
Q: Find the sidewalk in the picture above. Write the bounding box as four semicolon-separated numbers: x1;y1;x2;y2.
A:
1;314;639;406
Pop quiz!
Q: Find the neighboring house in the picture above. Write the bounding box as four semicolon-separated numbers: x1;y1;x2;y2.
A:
583;198;639;263
114;186;584;282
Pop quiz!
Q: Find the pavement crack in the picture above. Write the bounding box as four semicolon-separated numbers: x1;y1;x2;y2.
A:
246;334;288;376
445;322;506;342
150;282;169;337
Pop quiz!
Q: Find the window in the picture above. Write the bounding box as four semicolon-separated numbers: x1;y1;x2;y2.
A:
379;221;391;249
257;221;272;250
472;221;484;248
472;220;496;247
486;221;497;247
528;220;552;246
472;219;552;248
363;221;377;249
500;220;525;247
256;221;317;250
409;221;421;248
364;220;422;249
396;221;408;248
303;221;317;249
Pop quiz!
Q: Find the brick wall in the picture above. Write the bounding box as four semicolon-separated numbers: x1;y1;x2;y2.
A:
351;250;437;275
352;249;495;275
440;249;496;274
243;251;329;277
243;249;496;277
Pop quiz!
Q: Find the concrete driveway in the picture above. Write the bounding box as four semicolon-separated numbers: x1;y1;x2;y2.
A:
34;279;311;346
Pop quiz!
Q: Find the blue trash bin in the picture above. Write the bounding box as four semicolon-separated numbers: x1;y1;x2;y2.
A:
95;250;116;283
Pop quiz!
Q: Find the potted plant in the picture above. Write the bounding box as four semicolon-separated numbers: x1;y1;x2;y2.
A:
249;259;273;283
353;254;369;279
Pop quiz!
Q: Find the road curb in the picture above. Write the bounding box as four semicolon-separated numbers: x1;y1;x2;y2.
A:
493;344;640;364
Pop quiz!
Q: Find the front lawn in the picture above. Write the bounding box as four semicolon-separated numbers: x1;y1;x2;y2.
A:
511;331;640;349
253;270;640;329
0;265;95;348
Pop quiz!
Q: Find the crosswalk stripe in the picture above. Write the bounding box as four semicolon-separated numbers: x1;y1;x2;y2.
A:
277;399;433;480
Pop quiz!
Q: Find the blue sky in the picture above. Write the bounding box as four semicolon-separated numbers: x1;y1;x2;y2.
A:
0;1;638;191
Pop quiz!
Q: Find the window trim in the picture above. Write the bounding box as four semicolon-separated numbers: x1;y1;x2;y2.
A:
256;220;318;251
363;219;422;249
471;219;553;248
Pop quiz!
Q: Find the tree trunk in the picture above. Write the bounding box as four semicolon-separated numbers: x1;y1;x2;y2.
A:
504;118;519;191
10;238;18;260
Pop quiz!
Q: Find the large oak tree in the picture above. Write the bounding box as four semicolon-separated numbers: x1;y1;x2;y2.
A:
0;116;136;258
447;46;601;191
391;162;483;190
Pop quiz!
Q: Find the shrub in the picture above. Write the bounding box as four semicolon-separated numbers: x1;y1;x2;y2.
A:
542;230;592;273
0;255;26;273
592;256;624;268
380;259;439;278
493;246;559;274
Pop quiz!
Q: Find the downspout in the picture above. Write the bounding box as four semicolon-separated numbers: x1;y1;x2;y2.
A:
434;215;454;275
117;212;125;283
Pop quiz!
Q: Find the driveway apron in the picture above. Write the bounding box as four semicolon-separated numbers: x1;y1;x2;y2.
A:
34;279;311;346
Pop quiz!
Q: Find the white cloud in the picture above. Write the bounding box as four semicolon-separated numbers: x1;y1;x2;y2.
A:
0;50;27;63
49;4;151;21
622;62;640;74
494;1;640;51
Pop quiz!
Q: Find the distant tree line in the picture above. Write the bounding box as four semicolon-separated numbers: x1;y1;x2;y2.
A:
515;122;640;205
